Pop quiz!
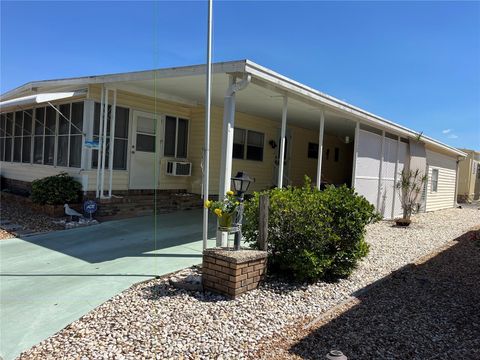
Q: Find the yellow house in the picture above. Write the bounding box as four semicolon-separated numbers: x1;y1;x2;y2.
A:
457;149;480;203
0;60;465;221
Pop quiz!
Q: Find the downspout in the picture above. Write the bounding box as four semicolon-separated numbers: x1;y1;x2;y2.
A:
217;74;251;247
454;157;461;207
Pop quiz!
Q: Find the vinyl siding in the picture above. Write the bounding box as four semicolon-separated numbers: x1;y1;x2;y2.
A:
0;162;87;188
425;149;457;211
1;86;355;195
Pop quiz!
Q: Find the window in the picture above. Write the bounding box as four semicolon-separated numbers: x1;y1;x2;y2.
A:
431;168;439;192
0;113;14;162
164;116;188;158
325;148;330;160
334;147;340;162
477;163;480;180
1;111;33;163
92;103;129;170
233;128;246;159
43;107;56;165
22;110;32;163
33;107;45;164
308;142;319;159
56;102;84;168
2;103;83;167
232;128;264;161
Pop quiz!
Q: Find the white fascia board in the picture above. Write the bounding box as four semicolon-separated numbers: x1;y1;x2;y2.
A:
244;60;466;158
1;60;247;101
113;84;198;107
0;90;87;111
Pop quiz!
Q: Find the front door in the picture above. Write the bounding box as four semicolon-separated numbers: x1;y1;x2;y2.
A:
274;128;292;186
129;111;161;189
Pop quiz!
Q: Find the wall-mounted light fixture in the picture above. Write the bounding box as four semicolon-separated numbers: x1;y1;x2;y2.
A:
269;140;278;149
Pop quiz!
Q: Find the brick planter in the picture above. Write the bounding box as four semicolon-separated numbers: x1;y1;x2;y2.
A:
202;248;268;299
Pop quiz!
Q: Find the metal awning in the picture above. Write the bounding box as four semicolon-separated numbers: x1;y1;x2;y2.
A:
0;90;86;110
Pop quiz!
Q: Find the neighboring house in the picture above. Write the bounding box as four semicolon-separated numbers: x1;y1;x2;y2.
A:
0;60;465;219
457;148;480;203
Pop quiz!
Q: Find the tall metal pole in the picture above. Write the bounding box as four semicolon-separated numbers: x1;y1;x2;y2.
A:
202;0;213;250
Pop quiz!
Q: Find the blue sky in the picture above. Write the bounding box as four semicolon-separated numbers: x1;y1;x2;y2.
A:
1;1;479;149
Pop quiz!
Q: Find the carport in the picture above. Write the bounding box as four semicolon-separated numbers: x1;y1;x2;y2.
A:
0;209;216;360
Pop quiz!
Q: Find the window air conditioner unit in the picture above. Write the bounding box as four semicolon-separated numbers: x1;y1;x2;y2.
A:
166;161;192;176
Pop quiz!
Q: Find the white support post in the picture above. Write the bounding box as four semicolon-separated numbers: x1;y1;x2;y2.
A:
96;87;105;198
277;96;288;188
391;136;400;218
100;88;109;198
377;130;386;211
108;89;117;198
316;110;325;190
351;122;360;188
218;76;235;198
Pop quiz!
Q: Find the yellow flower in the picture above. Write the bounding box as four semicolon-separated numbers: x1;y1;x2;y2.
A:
235;201;240;205
204;200;212;208
226;190;234;196
214;208;223;217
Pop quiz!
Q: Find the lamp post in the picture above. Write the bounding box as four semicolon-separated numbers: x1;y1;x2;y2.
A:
231;171;254;250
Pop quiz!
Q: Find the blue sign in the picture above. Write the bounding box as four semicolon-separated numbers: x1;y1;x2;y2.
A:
83;200;97;214
84;140;100;149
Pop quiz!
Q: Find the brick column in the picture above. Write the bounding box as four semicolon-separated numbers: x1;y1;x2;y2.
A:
202;249;268;299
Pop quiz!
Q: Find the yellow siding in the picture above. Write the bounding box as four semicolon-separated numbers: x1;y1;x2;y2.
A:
425;149;457;211
82;170;129;191
0;162;86;187
457;157;473;197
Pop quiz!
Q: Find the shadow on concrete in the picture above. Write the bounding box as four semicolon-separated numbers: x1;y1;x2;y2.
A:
13;210;216;264
288;229;480;359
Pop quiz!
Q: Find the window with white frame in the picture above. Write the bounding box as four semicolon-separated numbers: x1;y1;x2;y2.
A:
164;115;188;158
91;103;129;170
233;127;264;161
431;168;439;192
0;103;83;167
0;113;14;162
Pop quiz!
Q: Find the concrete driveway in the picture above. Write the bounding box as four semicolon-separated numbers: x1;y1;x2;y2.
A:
0;209;217;360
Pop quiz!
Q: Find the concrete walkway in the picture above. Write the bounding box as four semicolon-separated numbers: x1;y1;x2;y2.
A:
0;210;217;360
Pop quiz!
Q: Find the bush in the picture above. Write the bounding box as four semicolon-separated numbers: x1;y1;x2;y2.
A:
31;173;82;205
243;177;380;282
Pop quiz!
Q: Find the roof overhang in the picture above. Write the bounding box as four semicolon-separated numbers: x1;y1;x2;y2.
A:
0;59;466;158
0;90;87;111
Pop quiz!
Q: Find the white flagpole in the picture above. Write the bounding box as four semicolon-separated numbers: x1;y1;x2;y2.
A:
202;0;213;250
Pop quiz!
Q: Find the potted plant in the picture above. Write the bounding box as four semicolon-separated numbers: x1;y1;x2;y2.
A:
395;169;427;226
205;190;240;230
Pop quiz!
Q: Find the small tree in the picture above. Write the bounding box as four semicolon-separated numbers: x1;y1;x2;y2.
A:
396;169;427;222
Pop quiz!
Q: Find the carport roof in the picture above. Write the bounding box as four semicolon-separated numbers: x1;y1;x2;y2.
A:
0;59;466;157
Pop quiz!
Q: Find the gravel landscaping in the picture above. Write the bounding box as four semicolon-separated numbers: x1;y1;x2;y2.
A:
0;201;63;239
17;207;480;359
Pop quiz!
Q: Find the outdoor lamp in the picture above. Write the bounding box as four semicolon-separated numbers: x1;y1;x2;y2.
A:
231;171;254;195
231;171;254;251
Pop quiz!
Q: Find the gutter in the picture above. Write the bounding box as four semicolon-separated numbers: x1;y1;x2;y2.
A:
244;60;466;158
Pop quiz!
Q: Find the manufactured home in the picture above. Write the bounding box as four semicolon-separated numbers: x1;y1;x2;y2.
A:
0;60;465;218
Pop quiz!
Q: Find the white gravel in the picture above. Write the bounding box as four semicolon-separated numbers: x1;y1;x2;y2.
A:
18;208;480;360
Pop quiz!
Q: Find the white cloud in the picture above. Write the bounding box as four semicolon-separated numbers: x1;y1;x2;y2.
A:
448;134;458;139
442;129;452;134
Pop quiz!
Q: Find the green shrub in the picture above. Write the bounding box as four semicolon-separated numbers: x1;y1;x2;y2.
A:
31;172;82;205
243;177;380;282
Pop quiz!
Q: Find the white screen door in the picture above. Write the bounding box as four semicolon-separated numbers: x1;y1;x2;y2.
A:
129;111;161;189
